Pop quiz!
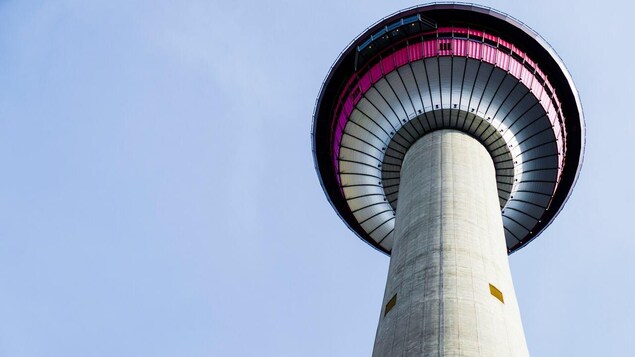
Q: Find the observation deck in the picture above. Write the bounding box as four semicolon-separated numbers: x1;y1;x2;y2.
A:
312;3;585;254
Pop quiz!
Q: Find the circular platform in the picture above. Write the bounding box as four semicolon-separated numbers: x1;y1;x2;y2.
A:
312;3;585;254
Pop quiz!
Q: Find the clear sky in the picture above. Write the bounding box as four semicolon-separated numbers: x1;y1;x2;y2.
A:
0;0;633;356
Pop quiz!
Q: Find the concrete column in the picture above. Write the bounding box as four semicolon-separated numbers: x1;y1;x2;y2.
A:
372;130;529;357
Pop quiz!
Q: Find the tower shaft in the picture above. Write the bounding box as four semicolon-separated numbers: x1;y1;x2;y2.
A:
372;130;529;356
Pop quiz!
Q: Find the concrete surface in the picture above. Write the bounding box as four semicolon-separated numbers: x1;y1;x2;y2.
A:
372;130;529;356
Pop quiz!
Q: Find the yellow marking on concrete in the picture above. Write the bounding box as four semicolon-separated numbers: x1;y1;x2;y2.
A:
384;294;397;316
489;283;504;304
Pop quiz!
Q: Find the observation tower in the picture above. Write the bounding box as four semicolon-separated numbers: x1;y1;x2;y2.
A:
312;3;584;356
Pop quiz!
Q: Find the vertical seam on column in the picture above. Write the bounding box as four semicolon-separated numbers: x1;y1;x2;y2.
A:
387;149;407;357
463;61;483;130
417;141;430;355
450;58;457;127
401;236;415;355
422;58;439;128
471;139;483;357
436;57;444;124
438;132;444;357
397;142;421;356
421;160;428;355
449;56;454;125
454;134;461;356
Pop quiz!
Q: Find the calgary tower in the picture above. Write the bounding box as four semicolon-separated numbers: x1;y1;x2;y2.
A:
312;3;585;356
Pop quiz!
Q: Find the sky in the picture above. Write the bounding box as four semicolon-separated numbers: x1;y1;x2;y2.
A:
0;0;634;356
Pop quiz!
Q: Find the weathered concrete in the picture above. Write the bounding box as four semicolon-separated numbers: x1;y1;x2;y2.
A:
372;130;529;357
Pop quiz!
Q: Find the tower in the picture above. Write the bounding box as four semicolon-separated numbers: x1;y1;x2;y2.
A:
312;4;585;356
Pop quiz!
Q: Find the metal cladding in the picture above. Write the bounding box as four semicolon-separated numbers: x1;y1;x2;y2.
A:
312;4;585;255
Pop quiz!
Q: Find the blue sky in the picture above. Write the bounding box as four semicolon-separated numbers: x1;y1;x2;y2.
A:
0;0;633;356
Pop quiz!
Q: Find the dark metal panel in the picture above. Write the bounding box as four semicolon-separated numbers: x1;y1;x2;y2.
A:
341;134;384;159
439;108;453;128
382;162;401;172
382;155;403;167
507;105;546;133
366;83;405;135
505;231;520;248
491;146;512;161
338;147;380;166
438;57;453;110
483;127;505;148
339;173;382;189
482;74;518;120
460;59;481;110
360;211;394;234
519;156;558;173
423;57;443;113
410;61;436;113
397;65;426;116
498;96;534;133
506;200;547;219
473;67;507;115
520;168;557;182
504;209;538;231
371;219;395;244
355;98;397;138
339;160;382;178
502;215;530;238
385;71;416;118
347;194;385;213
379;231;395;251
388;131;411;152
451;57;467;110
510;191;550;207
344;120;387;151
494;158;514;170
342;184;384;200
519;129;556;152
348;109;392;145
499;91;537;130
523;141;558;159
515;118;552;145
354;203;392;225
473;118;491;138
375;78;413;133
516;181;555;195
498;182;513;194
402;120;425;142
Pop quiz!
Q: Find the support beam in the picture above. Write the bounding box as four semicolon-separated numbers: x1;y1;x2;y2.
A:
372;130;529;357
